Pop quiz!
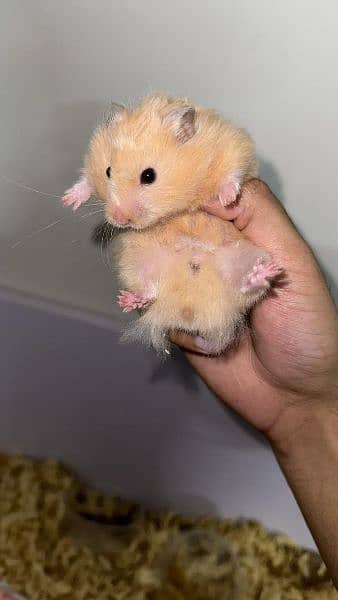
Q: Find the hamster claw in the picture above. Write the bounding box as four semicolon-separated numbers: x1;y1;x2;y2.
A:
241;258;282;293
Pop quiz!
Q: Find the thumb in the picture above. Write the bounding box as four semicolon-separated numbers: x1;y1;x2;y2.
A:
205;179;310;267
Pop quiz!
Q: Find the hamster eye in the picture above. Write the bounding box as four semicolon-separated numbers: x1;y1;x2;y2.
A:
106;166;111;178
140;167;156;185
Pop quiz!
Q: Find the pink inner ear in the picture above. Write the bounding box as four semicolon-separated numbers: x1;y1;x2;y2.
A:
218;178;241;207
62;177;93;211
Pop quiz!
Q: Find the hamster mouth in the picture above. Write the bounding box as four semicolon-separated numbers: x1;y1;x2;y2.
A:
106;208;183;231
106;212;152;231
107;219;132;230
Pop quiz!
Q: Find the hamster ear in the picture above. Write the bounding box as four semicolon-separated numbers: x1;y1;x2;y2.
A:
163;105;196;143
104;102;125;126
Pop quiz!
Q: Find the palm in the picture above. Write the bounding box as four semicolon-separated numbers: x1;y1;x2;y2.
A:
176;181;338;436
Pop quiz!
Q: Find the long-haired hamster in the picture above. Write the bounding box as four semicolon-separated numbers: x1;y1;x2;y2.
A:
63;94;281;354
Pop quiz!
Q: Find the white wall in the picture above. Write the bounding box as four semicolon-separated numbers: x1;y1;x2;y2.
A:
0;0;337;314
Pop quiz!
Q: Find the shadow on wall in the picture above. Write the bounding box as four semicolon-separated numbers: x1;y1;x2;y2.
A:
150;347;199;392
326;272;338;305
259;158;285;203
148;348;267;449
260;159;338;305
317;250;338;307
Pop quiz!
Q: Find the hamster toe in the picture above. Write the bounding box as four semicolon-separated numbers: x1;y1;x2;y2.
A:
62;178;92;210
241;258;282;292
117;290;152;313
218;177;241;207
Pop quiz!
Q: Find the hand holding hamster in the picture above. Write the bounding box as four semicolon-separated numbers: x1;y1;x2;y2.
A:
63;94;282;354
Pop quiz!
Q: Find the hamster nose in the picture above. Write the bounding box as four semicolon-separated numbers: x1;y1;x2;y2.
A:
113;207;132;225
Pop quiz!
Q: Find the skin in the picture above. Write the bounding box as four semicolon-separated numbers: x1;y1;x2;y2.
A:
171;179;338;586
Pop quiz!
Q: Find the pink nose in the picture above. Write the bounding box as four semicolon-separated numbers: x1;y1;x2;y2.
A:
112;207;132;225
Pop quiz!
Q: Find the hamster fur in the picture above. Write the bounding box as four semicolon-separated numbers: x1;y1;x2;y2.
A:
63;93;257;227
115;211;278;354
63;94;281;354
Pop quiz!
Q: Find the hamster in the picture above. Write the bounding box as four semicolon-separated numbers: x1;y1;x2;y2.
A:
63;94;281;354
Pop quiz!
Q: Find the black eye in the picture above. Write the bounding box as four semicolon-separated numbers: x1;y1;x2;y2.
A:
106;166;111;178
140;167;156;185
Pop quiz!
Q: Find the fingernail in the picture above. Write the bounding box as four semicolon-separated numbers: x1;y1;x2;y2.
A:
194;336;212;353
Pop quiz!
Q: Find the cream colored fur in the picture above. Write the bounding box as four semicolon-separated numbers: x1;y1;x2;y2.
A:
84;94;258;229
115;213;269;354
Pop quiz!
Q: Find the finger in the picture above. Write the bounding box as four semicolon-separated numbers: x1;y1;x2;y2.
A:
170;332;212;355
205;179;310;264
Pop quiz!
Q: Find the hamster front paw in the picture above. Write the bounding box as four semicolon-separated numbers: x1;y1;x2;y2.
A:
241;258;282;293
217;176;241;207
62;177;92;211
117;290;152;313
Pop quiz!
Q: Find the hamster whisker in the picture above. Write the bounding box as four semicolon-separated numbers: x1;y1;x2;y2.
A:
80;209;105;219
101;230;116;272
101;243;112;272
0;173;63;199
11;215;72;248
90;221;117;272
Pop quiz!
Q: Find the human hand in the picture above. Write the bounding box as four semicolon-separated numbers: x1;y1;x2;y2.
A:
171;180;338;446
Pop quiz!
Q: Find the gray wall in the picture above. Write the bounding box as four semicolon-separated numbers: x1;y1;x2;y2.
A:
0;289;315;549
0;0;337;313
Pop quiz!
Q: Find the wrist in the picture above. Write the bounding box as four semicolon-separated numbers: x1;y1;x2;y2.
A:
269;393;338;585
269;394;338;465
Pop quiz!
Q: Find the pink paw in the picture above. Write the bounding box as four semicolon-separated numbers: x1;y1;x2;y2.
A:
218;177;241;207
241;258;282;293
117;290;151;313
62;178;92;211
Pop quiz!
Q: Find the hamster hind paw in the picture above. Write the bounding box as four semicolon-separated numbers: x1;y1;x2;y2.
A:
241;258;282;293
117;290;152;313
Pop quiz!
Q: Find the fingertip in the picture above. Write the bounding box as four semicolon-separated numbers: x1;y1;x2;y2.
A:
204;200;240;221
203;179;276;225
202;177;302;261
170;332;210;355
